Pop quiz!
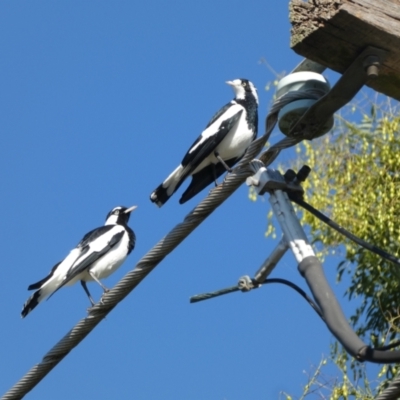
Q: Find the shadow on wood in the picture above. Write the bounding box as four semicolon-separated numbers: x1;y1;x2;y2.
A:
290;0;400;101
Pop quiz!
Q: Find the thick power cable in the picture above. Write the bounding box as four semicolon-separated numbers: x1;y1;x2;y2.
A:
375;378;400;400
299;255;400;363
2;88;322;400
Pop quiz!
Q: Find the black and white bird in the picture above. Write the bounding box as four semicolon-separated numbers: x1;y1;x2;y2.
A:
21;205;137;318
150;78;258;206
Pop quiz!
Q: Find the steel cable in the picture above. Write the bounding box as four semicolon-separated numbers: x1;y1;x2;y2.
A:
375;379;400;400
2;89;317;400
289;196;400;267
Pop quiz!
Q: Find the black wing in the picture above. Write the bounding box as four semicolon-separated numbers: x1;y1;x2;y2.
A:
181;109;243;169
179;156;240;204
27;226;114;291
77;225;115;248
181;103;240;166
27;261;62;290
54;229;125;293
204;102;233;129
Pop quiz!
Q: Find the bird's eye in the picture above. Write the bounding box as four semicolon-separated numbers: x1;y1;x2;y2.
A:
242;82;247;87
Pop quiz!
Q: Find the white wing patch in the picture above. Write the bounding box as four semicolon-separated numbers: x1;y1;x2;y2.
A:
188;102;244;154
68;225;125;275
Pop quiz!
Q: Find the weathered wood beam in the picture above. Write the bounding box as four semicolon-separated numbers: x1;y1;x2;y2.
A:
290;0;400;101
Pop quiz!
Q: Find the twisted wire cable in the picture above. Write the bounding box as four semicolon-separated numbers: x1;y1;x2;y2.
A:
190;285;240;303
375;377;400;400
1;89;316;400
191;277;324;319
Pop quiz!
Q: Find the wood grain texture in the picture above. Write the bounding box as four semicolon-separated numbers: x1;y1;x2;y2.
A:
290;0;400;101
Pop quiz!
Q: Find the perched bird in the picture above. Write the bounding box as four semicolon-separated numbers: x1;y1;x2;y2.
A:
21;205;137;318
150;78;258;206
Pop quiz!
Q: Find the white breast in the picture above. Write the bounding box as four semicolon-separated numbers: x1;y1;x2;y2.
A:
191;104;253;174
63;230;130;285
85;232;130;280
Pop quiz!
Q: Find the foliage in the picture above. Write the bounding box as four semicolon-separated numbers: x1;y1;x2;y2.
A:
293;105;400;342
280;355;376;400
252;97;400;397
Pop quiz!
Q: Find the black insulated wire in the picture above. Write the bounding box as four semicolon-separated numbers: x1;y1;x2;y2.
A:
288;194;400;268
190;278;324;320
4;84;308;400
190;273;400;360
265;279;400;353
263;278;323;319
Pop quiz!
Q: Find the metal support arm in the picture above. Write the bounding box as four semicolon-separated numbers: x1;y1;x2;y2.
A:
247;163;400;363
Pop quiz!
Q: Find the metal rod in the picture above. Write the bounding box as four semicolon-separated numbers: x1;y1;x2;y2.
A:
254;237;289;283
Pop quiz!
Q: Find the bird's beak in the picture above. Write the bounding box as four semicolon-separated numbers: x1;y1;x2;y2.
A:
226;80;235;86
124;205;138;214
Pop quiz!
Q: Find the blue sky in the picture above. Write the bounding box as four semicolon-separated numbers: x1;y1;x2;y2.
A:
0;2;373;399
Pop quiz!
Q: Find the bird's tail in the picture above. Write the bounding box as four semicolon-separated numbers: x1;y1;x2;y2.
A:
150;164;187;207
21;288;47;318
21;270;61;318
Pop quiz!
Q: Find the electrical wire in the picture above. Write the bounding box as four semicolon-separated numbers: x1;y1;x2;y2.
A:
3;84;399;399
375;377;400;400
190;285;239;303
289;195;400;267
287;190;400;400
191;277;324;319
2;87;324;400
264;278;323;319
190;278;324;321
191;273;400;356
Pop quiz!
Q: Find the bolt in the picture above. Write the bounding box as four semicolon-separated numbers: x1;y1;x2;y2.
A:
297;165;311;182
367;64;379;78
284;169;296;183
246;176;259;187
363;55;380;79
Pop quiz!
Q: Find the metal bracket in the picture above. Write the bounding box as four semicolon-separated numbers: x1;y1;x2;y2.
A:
292;58;327;74
189;47;388;304
246;163;304;197
238;275;256;292
287;46;388;140
253;237;289;283
189;165;314;303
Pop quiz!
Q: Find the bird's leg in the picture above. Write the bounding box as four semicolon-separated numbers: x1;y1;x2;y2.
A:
214;151;232;173
213;164;219;186
80;280;96;306
88;270;110;293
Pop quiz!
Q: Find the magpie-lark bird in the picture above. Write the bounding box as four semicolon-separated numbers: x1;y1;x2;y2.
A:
21;205;137;318
150;78;258;206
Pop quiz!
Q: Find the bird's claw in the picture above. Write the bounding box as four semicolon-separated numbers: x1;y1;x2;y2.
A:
87;305;95;314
